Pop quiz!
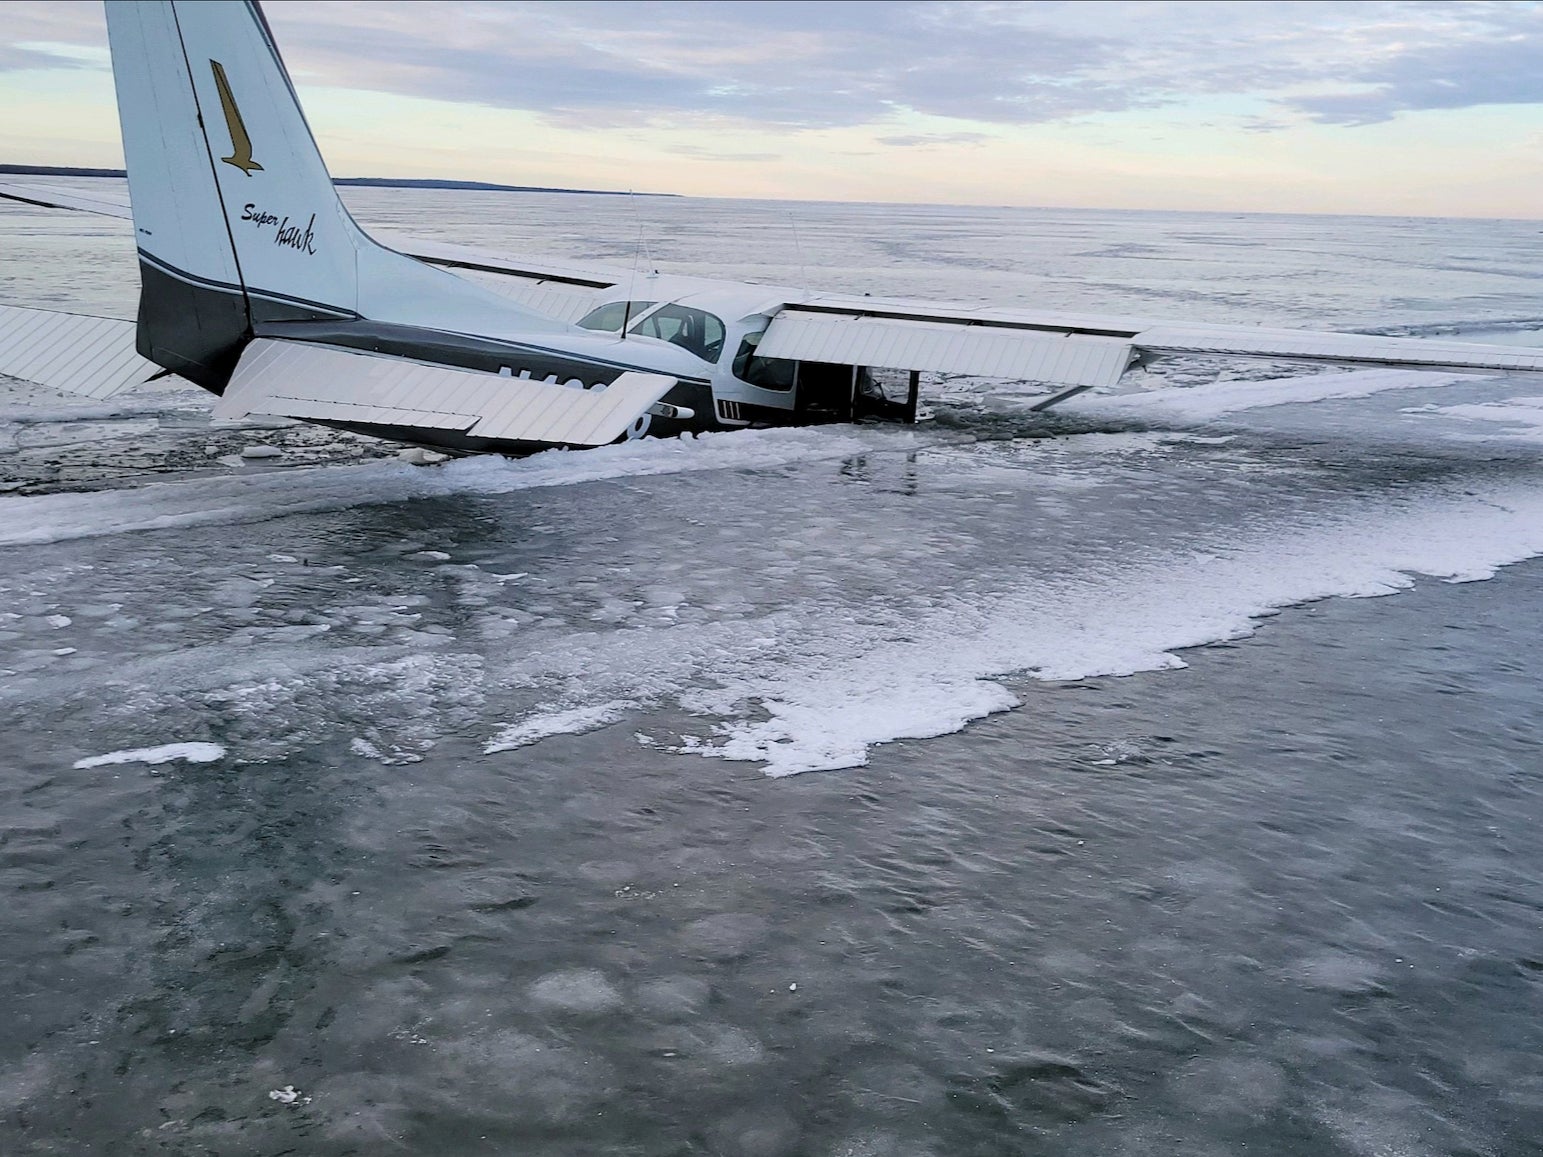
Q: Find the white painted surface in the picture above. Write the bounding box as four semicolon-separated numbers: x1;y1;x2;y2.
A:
215;339;676;447
757;310;1135;387
0;305;157;399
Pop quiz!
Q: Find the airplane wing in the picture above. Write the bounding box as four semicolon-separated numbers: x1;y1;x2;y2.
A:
759;296;1543;395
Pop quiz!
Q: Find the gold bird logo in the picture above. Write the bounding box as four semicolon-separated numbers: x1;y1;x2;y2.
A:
210;59;263;175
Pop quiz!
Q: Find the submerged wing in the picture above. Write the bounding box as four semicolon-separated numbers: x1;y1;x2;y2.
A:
0;304;163;398
215;339;679;448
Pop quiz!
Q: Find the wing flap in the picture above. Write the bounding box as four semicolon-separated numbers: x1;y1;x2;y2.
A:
215;339;675;447
0;304;161;398
757;309;1135;387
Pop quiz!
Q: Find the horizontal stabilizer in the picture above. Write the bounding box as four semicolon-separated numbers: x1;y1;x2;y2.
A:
0;304;162;398
215;339;677;447
757;309;1135;387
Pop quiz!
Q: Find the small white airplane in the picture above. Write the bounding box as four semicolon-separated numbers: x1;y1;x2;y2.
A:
3;0;1542;457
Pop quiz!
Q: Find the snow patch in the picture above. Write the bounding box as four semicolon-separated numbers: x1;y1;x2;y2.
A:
73;742;226;769
485;701;636;753
350;736;425;765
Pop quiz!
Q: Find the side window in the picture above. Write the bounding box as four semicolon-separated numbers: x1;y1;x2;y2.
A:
576;301;655;333
701;312;726;362
731;334;795;391
635;305;726;362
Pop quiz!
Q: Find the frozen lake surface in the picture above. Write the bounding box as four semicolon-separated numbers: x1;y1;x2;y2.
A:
2;188;1542;1154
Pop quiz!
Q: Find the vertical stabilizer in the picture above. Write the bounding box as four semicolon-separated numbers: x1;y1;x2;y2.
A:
107;0;366;388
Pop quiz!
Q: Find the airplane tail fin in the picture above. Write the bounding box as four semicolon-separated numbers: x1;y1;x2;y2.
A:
106;0;368;389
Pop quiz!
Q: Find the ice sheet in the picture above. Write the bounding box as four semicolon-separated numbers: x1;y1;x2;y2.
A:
8;192;1543;781
1419;396;1543;443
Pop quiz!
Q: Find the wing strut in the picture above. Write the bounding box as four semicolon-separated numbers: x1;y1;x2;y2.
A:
1029;383;1099;412
904;370;921;423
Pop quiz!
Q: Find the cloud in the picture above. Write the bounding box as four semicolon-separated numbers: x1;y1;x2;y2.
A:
0;0;104;70
3;0;1541;136
10;40;110;69
877;132;993;147
1290;36;1543;125
260;1;1134;129
0;44;88;71
663;144;783;162
258;1;1543;133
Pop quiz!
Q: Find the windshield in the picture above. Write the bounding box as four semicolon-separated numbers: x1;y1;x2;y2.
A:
576;301;655;333
632;304;726;363
574;300;727;363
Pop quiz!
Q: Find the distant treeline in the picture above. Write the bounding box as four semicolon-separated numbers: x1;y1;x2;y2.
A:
2;164;127;178
0;163;673;196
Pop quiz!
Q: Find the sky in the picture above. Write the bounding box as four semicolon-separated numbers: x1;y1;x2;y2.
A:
2;0;1542;217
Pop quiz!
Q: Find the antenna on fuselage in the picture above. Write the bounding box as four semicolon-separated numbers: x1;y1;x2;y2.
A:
623;189;653;342
788;211;810;294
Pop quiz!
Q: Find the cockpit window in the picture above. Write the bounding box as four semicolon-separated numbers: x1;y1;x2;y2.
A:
576;301;655;333
574;301;728;363
732;332;795;391
633;305;726;363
